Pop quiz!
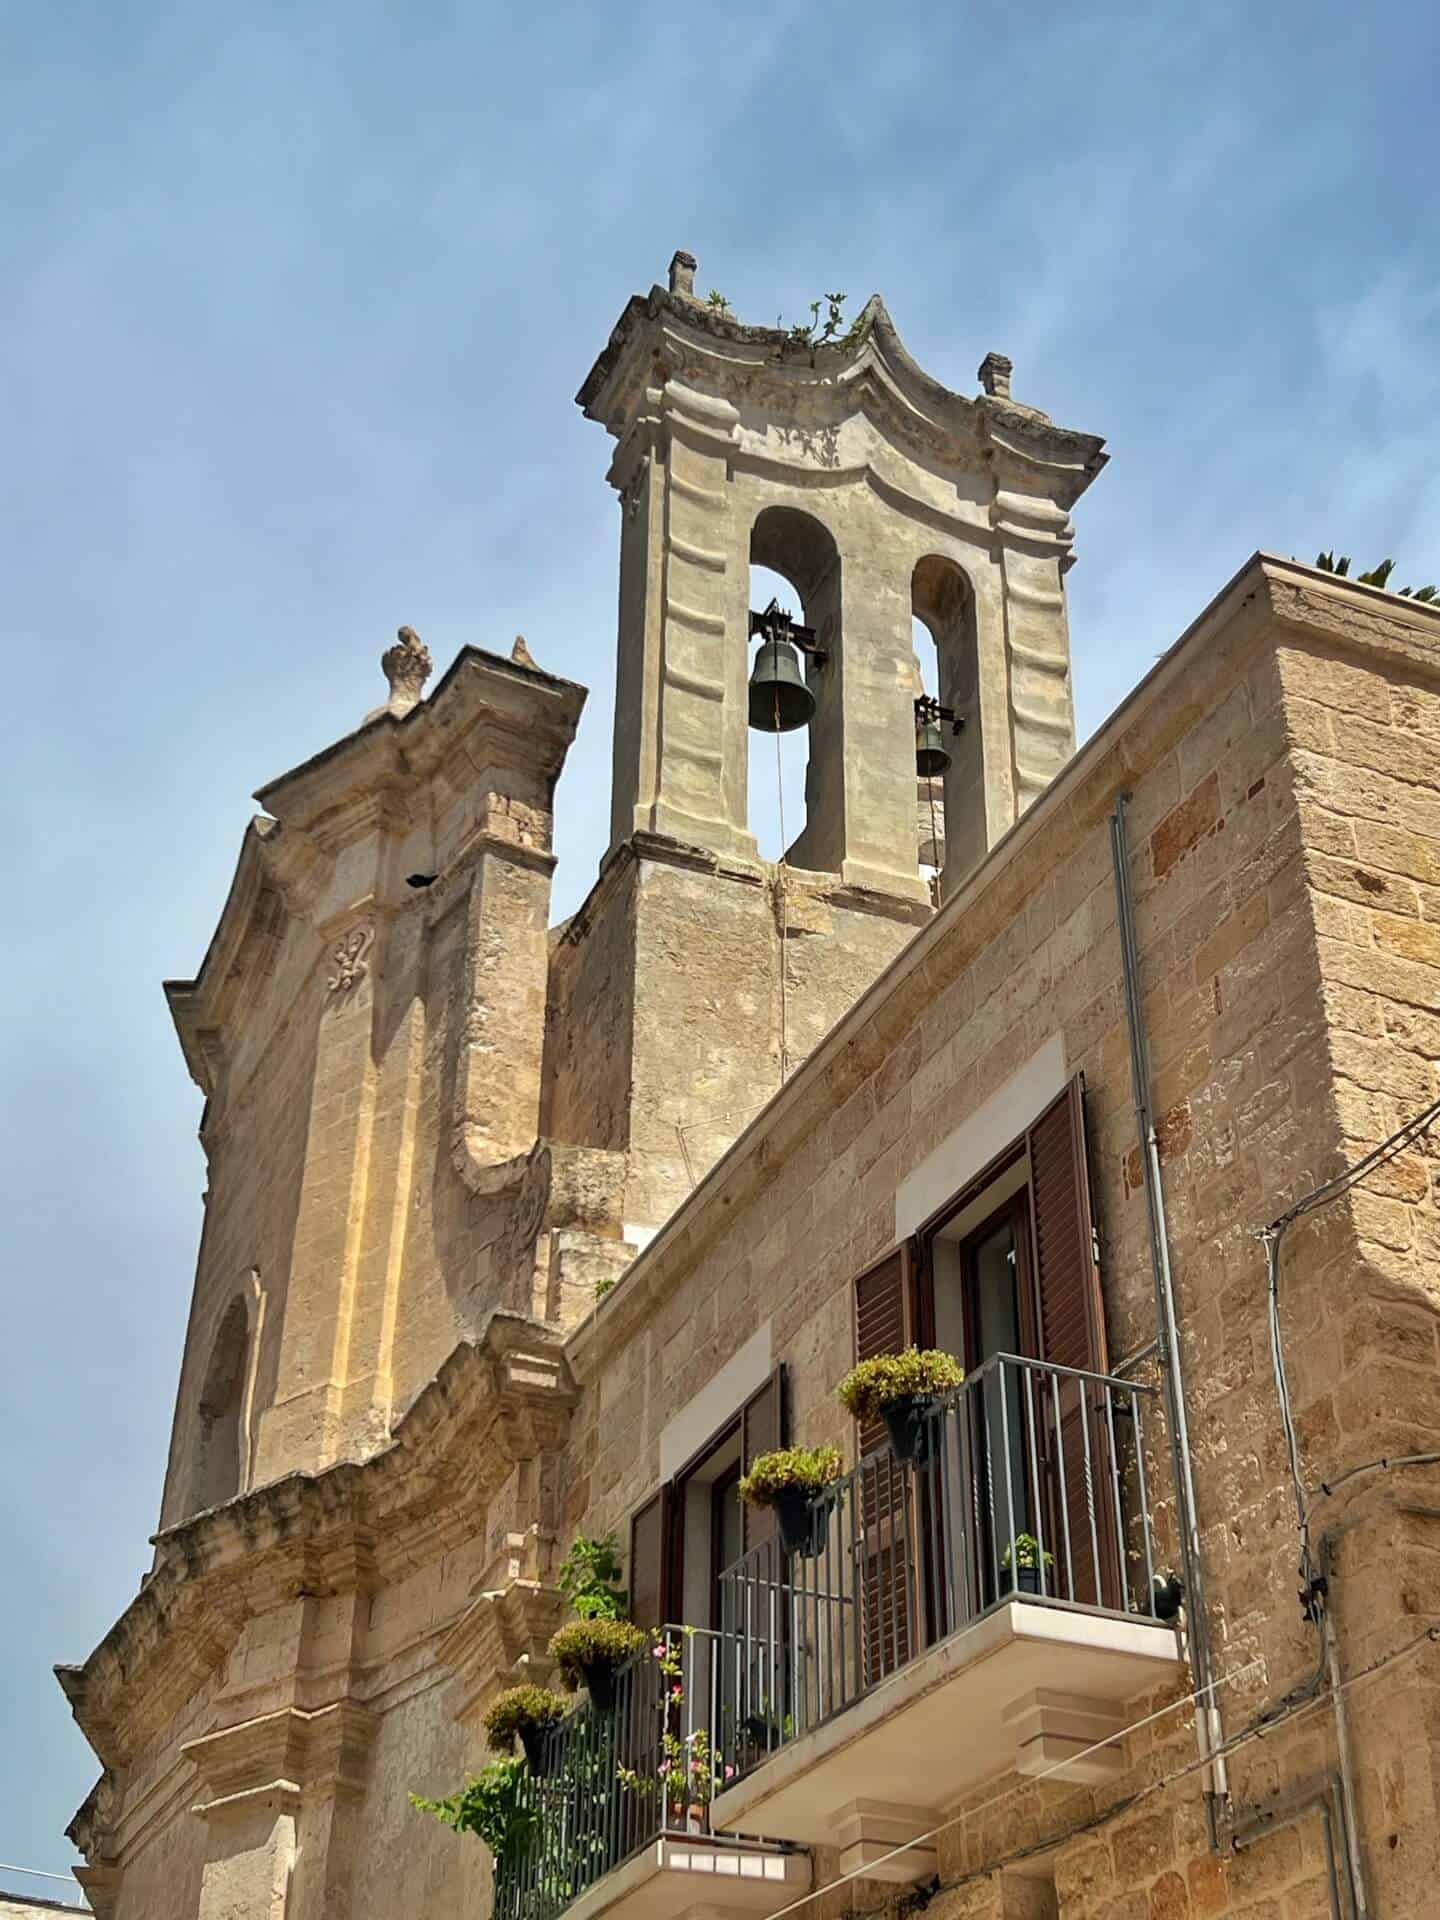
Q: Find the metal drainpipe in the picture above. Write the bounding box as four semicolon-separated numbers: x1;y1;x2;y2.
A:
1109;794;1231;1839
1231;1784;1350;1920
1320;1533;1372;1919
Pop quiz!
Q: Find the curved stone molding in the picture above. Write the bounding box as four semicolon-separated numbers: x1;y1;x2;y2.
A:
59;1314;577;1789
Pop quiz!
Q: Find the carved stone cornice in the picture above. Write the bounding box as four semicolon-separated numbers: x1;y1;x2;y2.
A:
59;1314;577;1785
576;279;1106;510
183;1699;377;1817
436;1577;568;1726
73;1862;121;1920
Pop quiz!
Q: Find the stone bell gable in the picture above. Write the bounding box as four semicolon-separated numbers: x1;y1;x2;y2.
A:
578;251;1106;891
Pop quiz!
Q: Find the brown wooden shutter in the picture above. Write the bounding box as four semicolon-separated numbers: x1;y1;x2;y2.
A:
740;1367;785;1553
629;1484;673;1631
852;1247;919;1680
1025;1075;1117;1607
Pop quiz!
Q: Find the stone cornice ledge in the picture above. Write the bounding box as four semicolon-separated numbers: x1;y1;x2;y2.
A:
565;555;1440;1382
184;1699;377;1816
58;1313;577;1777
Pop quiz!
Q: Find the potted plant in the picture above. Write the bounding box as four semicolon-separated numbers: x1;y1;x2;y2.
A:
481;1685;570;1775
999;1533;1055;1596
836;1349;964;1463
548;1618;647;1711
738;1445;844;1558
741;1702;793;1750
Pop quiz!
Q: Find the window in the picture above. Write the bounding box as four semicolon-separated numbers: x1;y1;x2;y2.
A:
193;1294;250;1513
628;1370;784;1631
851;1075;1118;1623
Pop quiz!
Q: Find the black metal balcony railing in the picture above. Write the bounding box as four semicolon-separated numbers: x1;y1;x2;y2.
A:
717;1352;1164;1775
493;1355;1163;1920
493;1626;763;1920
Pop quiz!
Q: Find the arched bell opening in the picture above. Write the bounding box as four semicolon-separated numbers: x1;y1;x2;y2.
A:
912;555;981;892
747;507;841;871
911;615;944;888
192;1293;250;1514
746;562;810;862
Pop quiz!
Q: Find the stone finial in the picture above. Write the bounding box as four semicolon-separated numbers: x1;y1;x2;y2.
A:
380;626;433;718
668;250;698;300
511;635;538;669
978;352;1013;400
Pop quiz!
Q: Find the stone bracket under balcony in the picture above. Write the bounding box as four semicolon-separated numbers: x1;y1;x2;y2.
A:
709;1601;1183;1882
566;1837;811;1920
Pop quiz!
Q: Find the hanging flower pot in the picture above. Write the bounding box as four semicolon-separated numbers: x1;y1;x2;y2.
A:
482;1685;569;1776
548;1619;647;1710
999;1535;1054;1598
879;1393;942;1464
836;1350;964;1465
518;1719;561;1776
773;1485;829;1559
738;1447;844;1561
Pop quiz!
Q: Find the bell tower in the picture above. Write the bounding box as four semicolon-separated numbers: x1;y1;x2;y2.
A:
543;254;1107;1232
579;250;1106;896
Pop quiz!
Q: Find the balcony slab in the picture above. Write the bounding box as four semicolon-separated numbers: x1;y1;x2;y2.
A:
710;1600;1182;1873
565;1836;811;1920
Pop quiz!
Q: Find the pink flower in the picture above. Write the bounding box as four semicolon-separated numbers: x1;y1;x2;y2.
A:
724;1765;735;1780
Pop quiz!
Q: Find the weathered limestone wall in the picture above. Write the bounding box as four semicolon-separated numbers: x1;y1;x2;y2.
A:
69;1323;576;1920
563;561;1440;1917
159;906;325;1530
543;853;640;1160
542;841;924;1232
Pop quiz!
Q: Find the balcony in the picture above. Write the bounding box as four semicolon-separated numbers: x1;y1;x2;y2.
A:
709;1355;1183;1882
494;1627;809;1920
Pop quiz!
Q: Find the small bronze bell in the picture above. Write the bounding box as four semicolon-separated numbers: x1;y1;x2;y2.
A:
749;637;816;733
915;704;953;778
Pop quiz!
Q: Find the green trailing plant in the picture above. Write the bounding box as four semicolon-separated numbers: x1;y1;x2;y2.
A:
557;1533;627;1621
836;1348;964;1423
772;291;872;365
999;1532;1055;1572
482;1684;569;1754
411;1757;540;1867
738;1445;844;1507
1315;551;1438;603
548;1618;647;1691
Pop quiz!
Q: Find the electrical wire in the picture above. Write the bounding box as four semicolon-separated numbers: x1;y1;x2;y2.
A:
1262;1085;1440;1598
754;1653;1267;1920
0;1864;83;1882
783;1623;1440;1920
1315;1452;1440;1499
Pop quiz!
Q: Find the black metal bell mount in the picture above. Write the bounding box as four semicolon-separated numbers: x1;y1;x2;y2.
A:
747;599;826;734
914;694;963;777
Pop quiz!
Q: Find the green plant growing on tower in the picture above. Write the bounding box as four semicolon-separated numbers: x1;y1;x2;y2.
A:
1314;552;1437;602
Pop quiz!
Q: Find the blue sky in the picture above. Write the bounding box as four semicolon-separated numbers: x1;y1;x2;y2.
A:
2;0;1437;1894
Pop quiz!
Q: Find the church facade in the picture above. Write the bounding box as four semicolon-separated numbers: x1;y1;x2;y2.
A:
60;258;1440;1920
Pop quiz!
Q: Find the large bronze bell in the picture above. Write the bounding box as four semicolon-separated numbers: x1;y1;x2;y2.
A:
748;637;816;733
915;709;952;778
